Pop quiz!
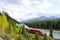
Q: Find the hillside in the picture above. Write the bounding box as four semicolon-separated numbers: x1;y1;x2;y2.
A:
5;12;20;24
0;12;52;40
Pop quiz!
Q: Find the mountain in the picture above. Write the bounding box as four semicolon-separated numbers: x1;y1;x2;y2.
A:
21;16;58;23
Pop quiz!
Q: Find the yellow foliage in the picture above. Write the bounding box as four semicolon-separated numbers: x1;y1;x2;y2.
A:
1;12;9;33
0;15;1;29
0;15;1;24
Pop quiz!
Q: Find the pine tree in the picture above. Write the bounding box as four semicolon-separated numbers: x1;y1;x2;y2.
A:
49;27;53;38
43;33;47;40
35;32;42;40
21;25;31;40
17;29;22;40
21;25;26;35
11;20;17;35
35;32;39;40
9;23;14;37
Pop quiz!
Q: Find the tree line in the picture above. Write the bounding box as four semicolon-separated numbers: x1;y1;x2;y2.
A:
25;19;60;30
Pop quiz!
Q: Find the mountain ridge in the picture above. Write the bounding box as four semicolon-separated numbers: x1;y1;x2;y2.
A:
21;16;59;23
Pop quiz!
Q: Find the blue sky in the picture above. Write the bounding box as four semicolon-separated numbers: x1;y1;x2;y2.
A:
0;0;60;21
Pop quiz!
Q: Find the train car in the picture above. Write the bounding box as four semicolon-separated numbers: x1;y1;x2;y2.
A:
26;28;44;36
16;24;44;36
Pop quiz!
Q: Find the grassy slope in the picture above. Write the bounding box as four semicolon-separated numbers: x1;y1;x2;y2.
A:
0;12;52;40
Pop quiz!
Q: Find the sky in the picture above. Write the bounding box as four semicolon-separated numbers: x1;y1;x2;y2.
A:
0;0;60;21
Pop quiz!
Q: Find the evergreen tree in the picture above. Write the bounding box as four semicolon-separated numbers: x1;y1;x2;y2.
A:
49;26;53;38
43;33;47;40
35;32;39;40
21;25;26;35
17;29;22;40
21;25;31;40
35;32;42;40
11;20;17;35
9;23;14;37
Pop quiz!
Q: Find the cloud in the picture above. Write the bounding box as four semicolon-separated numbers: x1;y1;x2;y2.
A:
14;0;30;6
3;4;33;21
13;0;53;8
21;0;30;6
31;0;53;9
42;0;53;8
0;0;60;22
49;0;58;2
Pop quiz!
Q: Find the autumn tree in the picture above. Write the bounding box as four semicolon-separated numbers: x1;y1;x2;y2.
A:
1;12;9;33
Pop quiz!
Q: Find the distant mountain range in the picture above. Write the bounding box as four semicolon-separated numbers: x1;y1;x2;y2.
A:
21;16;59;23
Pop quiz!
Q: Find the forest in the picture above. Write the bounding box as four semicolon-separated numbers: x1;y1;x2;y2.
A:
25;19;60;30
